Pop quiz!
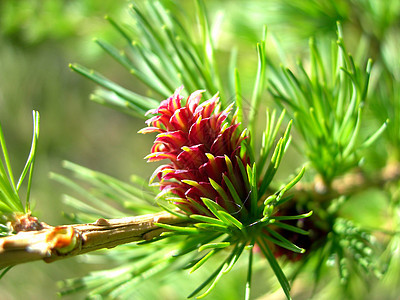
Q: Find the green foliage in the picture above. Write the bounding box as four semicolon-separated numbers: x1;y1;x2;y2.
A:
268;23;387;184
332;218;382;282
0;111;39;228
69;0;231;118
50;161;160;223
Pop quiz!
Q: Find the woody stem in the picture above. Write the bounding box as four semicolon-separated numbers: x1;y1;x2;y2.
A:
0;211;183;269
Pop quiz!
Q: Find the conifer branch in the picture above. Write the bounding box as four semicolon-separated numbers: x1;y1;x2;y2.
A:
0;211;183;269
2;163;398;270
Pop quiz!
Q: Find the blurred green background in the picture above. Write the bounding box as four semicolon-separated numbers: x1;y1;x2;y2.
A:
0;1;153;299
0;0;399;299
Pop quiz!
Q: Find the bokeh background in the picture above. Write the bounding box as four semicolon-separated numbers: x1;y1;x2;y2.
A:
0;0;399;299
0;1;151;299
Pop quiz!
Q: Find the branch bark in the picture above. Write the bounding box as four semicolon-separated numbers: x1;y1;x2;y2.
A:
0;211;183;269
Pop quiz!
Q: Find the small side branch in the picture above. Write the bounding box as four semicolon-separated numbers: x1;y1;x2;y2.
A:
0;211;183;269
295;162;400;202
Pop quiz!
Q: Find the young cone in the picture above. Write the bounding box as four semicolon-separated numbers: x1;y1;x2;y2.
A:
140;87;250;220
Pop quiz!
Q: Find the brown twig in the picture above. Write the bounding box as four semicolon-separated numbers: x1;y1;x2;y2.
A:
0;211;183;269
295;162;400;203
